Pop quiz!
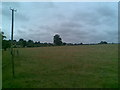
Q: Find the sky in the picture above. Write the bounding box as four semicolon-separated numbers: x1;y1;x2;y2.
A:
1;2;118;43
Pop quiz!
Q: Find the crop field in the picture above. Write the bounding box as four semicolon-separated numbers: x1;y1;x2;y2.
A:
2;44;118;88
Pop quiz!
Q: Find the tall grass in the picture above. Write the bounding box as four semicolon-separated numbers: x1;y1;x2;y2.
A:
2;44;118;88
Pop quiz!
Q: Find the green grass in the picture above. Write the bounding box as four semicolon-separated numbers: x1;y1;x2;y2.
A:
2;44;118;88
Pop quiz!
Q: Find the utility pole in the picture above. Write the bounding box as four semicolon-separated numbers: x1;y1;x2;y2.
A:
10;8;16;78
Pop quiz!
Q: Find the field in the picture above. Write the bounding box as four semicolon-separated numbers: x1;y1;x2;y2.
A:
2;44;118;88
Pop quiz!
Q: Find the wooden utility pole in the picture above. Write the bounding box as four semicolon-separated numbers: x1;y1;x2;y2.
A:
10;8;16;78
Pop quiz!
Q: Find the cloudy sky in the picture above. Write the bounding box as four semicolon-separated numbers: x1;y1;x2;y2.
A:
1;2;118;43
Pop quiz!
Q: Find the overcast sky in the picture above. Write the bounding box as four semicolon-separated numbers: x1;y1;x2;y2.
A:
1;2;118;43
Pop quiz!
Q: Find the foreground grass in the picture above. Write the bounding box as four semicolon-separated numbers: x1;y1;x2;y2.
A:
2;44;118;88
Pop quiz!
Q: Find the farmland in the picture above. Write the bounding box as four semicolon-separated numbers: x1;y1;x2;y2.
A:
2;44;118;88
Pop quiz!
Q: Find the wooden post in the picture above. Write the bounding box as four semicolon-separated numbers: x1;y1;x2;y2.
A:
10;8;16;78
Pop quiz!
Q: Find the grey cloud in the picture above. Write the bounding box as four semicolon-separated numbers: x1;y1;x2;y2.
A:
2;2;21;8
31;9;117;43
2;8;11;21
105;29;118;37
2;2;29;22
88;27;118;43
2;2;20;16
96;6;115;18
72;12;101;27
72;4;117;27
20;25;28;29
31;2;55;9
17;29;27;34
16;13;29;21
61;21;83;28
14;2;117;43
44;21;91;43
54;14;66;20
38;25;52;31
26;32;53;42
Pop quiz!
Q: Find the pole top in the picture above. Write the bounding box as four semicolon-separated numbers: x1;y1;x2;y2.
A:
10;7;17;12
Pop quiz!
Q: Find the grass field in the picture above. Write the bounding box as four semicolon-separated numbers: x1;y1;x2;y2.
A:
2;44;118;88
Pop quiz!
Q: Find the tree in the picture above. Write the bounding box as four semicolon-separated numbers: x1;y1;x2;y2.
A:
18;38;24;47
0;32;6;40
1;32;11;50
99;41;108;44
63;42;66;45
53;34;62;46
18;38;27;47
80;43;83;45
2;40;11;50
27;40;34;47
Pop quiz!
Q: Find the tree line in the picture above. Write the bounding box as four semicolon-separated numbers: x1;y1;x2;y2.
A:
1;32;109;50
